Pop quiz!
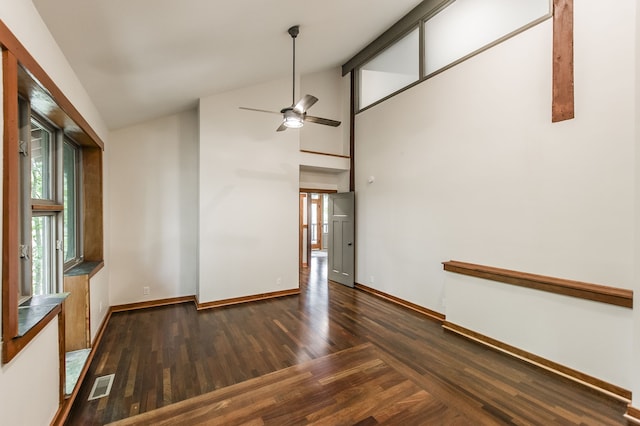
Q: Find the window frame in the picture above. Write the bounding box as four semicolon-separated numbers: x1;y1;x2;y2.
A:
62;138;83;270
18;107;66;300
2;19;105;365
345;0;552;113
358;25;421;110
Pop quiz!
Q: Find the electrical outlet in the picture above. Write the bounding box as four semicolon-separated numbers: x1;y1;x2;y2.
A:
99;301;103;313
276;277;282;285
143;286;150;295
370;276;374;284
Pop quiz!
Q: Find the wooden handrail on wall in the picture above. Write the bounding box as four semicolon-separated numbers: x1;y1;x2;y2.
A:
442;261;633;309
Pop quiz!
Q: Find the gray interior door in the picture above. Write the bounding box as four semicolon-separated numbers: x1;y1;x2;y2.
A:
328;192;354;287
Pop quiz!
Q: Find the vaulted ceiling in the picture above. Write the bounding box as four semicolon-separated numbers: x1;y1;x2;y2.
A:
33;0;422;130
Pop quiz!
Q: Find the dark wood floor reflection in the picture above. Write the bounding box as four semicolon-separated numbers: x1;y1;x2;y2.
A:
67;251;627;425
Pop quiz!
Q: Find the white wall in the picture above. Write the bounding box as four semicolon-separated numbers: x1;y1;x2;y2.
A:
300;169;350;192
301;68;349;156
355;2;636;390
0;2;108;423
198;79;299;302
108;110;198;305
633;0;640;409
0;320;61;425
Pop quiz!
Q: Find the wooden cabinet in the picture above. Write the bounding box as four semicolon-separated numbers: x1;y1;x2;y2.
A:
64;274;91;351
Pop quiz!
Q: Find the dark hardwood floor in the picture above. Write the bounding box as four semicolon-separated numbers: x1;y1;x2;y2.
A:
66;251;628;425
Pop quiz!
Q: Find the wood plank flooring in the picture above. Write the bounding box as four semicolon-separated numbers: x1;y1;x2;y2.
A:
66;252;628;425
107;343;478;425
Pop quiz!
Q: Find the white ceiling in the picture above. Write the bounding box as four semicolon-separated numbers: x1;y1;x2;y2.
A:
32;0;423;130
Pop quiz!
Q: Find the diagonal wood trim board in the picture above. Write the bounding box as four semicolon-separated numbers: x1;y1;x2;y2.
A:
110;296;197;313
443;260;633;308
299;149;350;159
443;321;632;402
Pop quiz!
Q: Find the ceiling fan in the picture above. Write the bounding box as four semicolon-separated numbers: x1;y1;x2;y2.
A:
239;25;341;132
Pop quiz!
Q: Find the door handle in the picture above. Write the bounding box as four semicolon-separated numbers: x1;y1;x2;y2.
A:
347;242;353;246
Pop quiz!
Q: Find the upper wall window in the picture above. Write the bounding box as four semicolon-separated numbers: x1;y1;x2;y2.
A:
424;0;550;75
359;27;420;109
348;0;551;112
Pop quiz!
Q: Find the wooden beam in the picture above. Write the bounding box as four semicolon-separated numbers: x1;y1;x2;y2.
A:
349;71;355;192
552;0;574;122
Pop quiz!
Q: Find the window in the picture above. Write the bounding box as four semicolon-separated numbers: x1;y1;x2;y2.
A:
63;140;82;267
31;214;56;296
17;108;83;300
359;27;420;109
3;27;104;365
424;0;550;75
30;118;54;200
19;111;65;299
349;0;551;111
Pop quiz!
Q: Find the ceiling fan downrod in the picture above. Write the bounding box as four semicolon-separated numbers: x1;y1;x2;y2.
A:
288;25;299;107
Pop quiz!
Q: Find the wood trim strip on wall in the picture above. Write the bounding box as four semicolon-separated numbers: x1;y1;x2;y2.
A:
299;149;350;159
355;283;445;323
443;321;632;402
299;188;338;194
442;260;633;308
196;289;300;310
626;405;640;425
57;303;66;405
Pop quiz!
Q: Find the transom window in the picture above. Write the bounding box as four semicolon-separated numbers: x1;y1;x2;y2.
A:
351;0;551;111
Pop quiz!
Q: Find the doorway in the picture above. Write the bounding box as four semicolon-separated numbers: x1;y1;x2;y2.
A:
299;190;335;275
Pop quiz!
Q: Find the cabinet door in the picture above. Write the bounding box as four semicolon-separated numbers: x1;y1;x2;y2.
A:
64;275;90;351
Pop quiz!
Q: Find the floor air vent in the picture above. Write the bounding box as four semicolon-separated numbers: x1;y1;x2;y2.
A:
88;374;115;401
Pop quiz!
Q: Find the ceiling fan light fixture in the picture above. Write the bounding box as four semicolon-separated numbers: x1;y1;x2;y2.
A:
238;25;340;132
283;109;304;128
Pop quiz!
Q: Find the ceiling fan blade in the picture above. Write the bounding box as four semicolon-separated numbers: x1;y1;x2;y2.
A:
276;123;287;132
293;94;318;113
239;107;281;115
305;115;341;127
